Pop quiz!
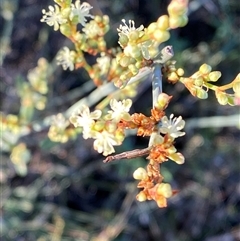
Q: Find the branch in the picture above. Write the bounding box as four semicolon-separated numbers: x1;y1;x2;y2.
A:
103;147;151;163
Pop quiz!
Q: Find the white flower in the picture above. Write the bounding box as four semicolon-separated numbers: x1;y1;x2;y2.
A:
41;5;67;31
70;0;93;26
52;113;69;129
56;47;76;71
96;54;111;76
105;99;132;122
92;130;119;156
117;19;144;37
159;114;185;138
83;20;101;38
69;105;102;139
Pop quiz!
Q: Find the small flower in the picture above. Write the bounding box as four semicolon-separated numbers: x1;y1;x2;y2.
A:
70;105;102;139
48;114;70;143
92;130;119;156
56;47;76;71
41;5;67;31
105;99;132;122
52;113;70;129
70;0;93;26
117;19;144;37
83;20;101;38
96;54;111;76
159;114;185;138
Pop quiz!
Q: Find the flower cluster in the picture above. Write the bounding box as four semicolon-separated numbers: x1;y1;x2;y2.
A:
129;94;185;207
131;129;185;208
41;0;112;84
180;64;237;105
167;0;189;29
48;113;77;143
69;99;132;156
69;92;185;207
41;0;93;31
114;19;155;88
162;62;239;106
10;143;31;176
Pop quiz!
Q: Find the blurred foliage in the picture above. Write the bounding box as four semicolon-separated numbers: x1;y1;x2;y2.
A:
1;0;240;240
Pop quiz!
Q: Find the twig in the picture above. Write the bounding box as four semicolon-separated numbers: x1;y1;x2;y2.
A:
103;147;151;163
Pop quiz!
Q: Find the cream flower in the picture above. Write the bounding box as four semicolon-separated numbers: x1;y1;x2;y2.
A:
159;114;185;138
96;54;111;76
92;130;119;156
56;47;76;71
51;113;69;129
41;5;67;31
117;19;144;37
69;105;102;139
70;0;93;26
83;20;101;38
105;99;132;122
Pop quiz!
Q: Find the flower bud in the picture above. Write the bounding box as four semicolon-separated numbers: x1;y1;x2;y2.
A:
103;15;109;24
128;64;139;75
215;90;228;105
156;183;172;198
115;129;125;143
177;68;184;76
93;120;105;131
61;7;71;18
55;0;71;6
94;15;102;23
168;2;187;16
60;24;71;37
105;121;117;133
227;96;235;106
153;29;170;42
119;56;131;68
169;16;182;29
208;71;221;82
147;22;158;34
178;15;188;27
196;88;208;99
233;80;240;94
155;93;172;110
194;76;204;87
167;72;179;83
167;146;177;154
129;30;140;42
199;64;212;74
133;167;148;180
157;15;169;30
118;33;129;47
136;191;147;202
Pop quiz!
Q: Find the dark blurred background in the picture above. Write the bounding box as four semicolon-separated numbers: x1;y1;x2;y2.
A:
1;0;240;240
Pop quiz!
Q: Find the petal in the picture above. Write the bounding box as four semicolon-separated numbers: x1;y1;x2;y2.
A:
90;109;102;119
168;152;185;164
